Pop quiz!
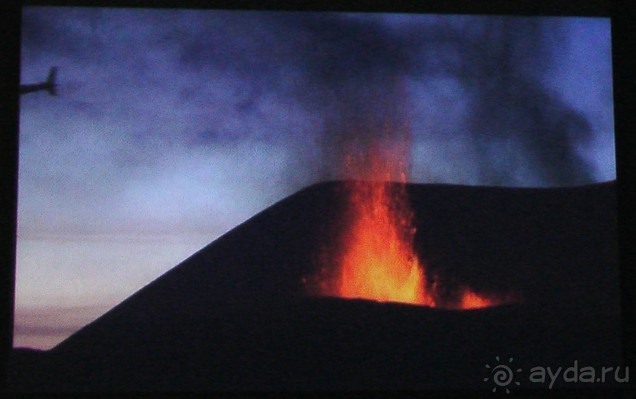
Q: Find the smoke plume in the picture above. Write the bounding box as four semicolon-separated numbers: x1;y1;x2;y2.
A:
267;12;594;186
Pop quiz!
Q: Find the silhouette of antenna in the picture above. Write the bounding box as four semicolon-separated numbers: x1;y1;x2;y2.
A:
19;67;58;96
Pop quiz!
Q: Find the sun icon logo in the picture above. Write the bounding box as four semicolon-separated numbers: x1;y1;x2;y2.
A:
484;356;522;393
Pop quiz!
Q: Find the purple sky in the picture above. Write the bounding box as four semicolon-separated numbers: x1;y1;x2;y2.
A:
15;7;614;349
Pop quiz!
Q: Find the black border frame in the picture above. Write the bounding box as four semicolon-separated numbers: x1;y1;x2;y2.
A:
1;1;633;397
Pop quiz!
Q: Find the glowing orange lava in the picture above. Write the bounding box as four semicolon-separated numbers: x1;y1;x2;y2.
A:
336;179;434;306
307;139;513;310
457;287;495;309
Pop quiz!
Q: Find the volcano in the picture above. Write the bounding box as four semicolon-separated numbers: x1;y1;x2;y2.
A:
7;180;622;392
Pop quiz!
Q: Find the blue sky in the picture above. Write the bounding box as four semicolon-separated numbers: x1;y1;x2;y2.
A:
15;7;614;349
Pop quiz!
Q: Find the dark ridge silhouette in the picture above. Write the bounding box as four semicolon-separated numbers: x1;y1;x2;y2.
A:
7;180;622;392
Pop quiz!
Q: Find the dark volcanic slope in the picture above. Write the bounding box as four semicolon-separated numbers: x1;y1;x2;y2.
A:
407;181;620;312
8;181;621;392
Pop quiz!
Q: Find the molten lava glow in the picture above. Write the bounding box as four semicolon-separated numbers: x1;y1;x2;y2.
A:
336;180;434;306
308;139;514;310
457;288;496;309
